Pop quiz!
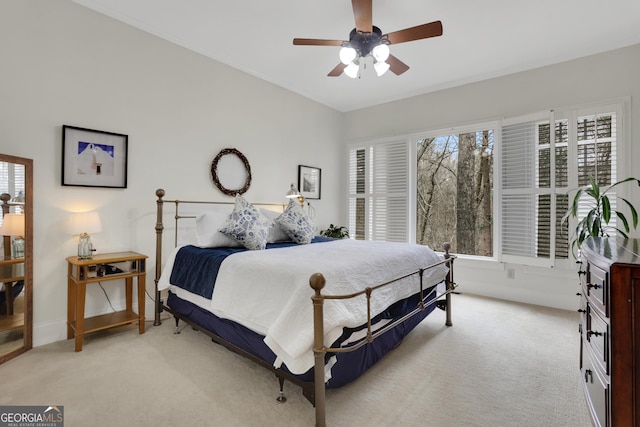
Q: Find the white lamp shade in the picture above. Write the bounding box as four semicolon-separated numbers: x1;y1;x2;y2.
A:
339;46;357;65
374;60;390;76
69;211;102;236
344;61;360;78
0;213;25;236
286;183;301;199
372;43;390;62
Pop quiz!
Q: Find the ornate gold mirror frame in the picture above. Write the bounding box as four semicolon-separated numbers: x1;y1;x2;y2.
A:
0;153;33;364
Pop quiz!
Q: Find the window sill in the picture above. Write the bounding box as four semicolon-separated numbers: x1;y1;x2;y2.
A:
447;253;578;278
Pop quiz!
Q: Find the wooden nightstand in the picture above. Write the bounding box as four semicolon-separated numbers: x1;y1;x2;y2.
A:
66;251;148;352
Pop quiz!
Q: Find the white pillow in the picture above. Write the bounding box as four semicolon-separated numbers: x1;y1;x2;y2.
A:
260;209;291;243
195;211;243;248
274;200;315;244
219;195;273;250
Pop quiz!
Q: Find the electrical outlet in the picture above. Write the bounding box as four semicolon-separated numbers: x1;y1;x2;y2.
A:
507;269;515;279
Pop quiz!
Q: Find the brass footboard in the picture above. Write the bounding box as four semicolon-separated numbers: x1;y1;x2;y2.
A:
309;246;456;427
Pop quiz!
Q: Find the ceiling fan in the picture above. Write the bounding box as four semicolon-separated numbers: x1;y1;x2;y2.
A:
292;0;443;78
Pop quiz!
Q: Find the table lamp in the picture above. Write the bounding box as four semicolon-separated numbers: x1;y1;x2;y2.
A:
0;213;25;258
285;183;304;207
69;211;102;259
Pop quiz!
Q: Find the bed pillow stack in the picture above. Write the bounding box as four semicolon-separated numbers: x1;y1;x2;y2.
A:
274;199;315;244
195;195;316;249
218;194;273;250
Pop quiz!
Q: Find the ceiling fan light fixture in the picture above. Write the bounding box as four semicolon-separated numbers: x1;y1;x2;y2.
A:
374;60;390;76
372;43;390;62
339;46;357;65
344;61;360;78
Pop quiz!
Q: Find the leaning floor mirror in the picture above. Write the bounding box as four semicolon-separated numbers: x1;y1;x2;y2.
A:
0;154;33;364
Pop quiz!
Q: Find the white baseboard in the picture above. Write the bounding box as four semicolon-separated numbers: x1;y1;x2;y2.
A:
33;300;158;347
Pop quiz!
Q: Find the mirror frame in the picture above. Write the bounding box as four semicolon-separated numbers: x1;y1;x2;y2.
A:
0;154;33;364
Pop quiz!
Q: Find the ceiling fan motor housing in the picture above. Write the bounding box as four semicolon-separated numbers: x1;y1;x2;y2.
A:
348;26;387;57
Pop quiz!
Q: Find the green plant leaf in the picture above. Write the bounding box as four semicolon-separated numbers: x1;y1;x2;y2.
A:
619;197;639;228
617;211;630;232
617;228;629;239
587;175;600;199
591;215;601;237
602;195;611;223
571;189;583;216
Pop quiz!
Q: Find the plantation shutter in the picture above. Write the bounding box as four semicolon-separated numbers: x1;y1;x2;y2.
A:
500;112;555;267
348;148;367;240
500;105;620;265
348;139;409;242
574;109;618;242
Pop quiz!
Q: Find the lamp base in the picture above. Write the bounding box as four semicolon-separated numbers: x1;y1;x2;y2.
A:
77;233;94;259
12;236;25;259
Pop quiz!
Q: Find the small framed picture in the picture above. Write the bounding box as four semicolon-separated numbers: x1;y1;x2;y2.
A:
62;125;128;188
298;165;321;200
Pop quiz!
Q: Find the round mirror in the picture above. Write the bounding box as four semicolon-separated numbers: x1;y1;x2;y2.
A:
211;148;252;196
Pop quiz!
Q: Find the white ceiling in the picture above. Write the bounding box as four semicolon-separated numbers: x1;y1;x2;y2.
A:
73;0;640;112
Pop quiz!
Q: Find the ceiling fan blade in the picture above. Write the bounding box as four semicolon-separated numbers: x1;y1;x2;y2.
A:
293;38;344;46
328;63;347;77
385;21;443;44
352;0;373;33
387;54;410;75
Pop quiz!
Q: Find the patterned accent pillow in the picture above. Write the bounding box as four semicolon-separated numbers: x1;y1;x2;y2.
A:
275;200;315;244
218;194;273;250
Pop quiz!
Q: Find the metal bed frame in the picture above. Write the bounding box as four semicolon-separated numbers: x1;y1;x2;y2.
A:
153;188;457;427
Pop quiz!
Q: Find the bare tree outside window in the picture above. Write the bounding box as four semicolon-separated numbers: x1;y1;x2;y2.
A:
416;130;494;256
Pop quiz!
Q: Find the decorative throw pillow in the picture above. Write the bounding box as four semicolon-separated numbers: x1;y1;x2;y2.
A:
219;194;273;250
274;200;315;244
195;211;243;248
260;208;292;243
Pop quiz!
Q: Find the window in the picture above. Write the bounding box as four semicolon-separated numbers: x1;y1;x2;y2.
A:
415;127;495;256
347;100;626;267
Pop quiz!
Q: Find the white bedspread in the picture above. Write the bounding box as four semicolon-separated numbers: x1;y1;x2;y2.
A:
159;239;448;374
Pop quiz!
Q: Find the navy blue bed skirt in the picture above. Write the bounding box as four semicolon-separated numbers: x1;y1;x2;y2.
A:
166;286;439;388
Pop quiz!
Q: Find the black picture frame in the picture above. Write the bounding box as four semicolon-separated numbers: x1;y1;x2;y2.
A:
62;125;128;188
298;165;321;200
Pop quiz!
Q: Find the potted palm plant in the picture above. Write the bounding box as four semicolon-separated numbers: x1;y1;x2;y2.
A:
563;175;640;257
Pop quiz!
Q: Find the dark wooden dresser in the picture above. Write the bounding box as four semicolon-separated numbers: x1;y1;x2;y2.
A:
578;237;640;426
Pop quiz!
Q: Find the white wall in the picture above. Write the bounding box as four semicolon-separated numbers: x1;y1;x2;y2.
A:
343;43;640;310
2;0;639;348
0;1;344;346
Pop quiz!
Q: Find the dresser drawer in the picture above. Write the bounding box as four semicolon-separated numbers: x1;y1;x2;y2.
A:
587;305;609;374
586;263;608;317
582;346;609;427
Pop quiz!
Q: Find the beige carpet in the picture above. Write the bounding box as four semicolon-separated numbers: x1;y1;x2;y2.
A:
0;293;591;426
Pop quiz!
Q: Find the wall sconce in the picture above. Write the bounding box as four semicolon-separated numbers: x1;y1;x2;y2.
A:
0;213;25;258
285;183;305;207
68;211;102;259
